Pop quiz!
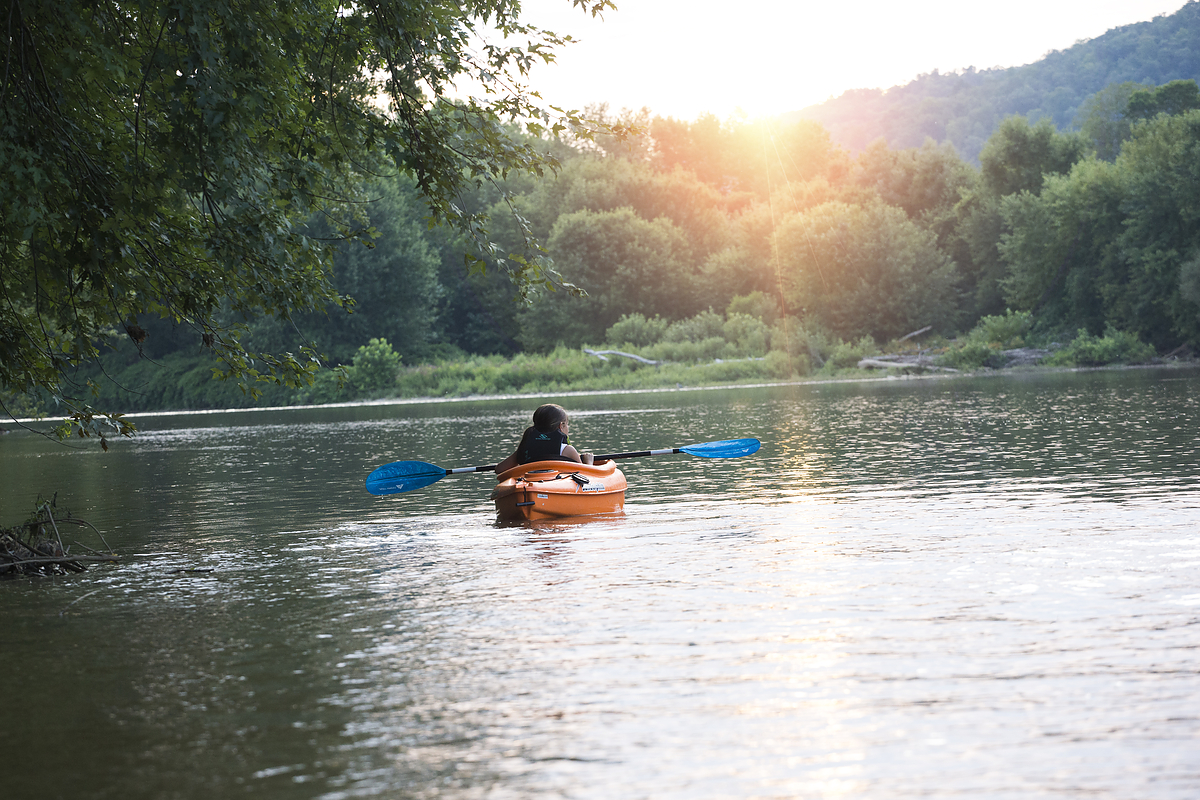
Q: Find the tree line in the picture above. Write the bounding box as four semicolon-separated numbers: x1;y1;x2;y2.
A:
62;76;1200;413
269;78;1200;356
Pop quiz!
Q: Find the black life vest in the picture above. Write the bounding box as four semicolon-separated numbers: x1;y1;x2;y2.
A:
516;426;571;464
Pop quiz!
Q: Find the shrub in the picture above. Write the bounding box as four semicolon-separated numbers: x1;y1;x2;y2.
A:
972;309;1031;348
726;291;779;324
764;349;810;378
826;336;878;370
1044;327;1156;366
643;336;734;363
662;309;725;343
936;310;1033;369
348;338;402;392
938;341;1004;370
769;317;828;367
605;313;669;348
723;313;771;357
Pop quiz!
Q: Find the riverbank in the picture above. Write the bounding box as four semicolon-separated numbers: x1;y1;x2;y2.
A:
7;311;1179;426
5;317;1193;429
8;357;1195;430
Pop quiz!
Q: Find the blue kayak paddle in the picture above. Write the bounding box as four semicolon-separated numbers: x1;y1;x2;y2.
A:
365;437;761;496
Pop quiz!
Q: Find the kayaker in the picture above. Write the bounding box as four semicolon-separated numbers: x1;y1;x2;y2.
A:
495;403;594;473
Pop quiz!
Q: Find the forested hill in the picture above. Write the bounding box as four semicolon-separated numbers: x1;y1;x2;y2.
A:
787;0;1200;162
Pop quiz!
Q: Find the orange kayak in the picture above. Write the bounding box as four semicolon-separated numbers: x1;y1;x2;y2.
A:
491;460;627;521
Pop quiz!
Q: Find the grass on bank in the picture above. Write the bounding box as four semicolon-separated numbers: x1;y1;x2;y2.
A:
295;343;803;404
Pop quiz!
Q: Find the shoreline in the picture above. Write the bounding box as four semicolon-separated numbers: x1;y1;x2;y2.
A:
7;360;1197;428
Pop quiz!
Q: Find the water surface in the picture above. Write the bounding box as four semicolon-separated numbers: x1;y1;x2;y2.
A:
2;368;1199;798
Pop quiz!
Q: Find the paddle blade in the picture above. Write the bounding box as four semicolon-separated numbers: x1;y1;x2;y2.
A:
365;460;447;495
679;438;761;459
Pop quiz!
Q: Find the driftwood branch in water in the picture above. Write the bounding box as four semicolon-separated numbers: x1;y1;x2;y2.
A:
2;500;116;577
4;554;118;567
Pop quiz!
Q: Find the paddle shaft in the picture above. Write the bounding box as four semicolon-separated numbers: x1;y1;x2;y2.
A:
594;448;682;461
447;449;679;475
445;464;500;475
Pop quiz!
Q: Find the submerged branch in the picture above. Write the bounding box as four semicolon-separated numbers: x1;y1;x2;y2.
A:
2;500;117;577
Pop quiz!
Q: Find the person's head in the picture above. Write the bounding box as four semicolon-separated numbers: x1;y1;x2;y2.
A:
532;403;569;434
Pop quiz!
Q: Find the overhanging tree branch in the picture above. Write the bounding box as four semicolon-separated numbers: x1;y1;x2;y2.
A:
3;0;626;440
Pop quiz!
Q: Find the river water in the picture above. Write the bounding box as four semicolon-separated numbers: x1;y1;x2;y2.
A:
2;368;1198;799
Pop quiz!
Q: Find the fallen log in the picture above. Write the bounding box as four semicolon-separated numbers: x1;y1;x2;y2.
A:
583;348;662;365
896;325;933;343
858;358;960;373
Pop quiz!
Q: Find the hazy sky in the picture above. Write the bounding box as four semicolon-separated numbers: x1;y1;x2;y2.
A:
508;0;1191;120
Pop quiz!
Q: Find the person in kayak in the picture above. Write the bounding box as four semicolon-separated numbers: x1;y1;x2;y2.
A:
495;403;593;473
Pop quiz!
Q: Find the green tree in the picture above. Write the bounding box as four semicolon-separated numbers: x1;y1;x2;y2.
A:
998;157;1125;332
726;291;779;325
688;202;786;313
434;254;527;357
326;182;442;362
1179;251;1200;316
776;201;960;342
945;116;1089;320
247;178;443;365
1113;109;1200;345
604;313;669;347
950;193;1008;318
856;138;980;315
518;208;689;350
978;116;1090;197
998;110;1200;348
347;338;403;393
1;0;615;442
515;150;736;264
1074;81;1151;161
856;138;975;227
649;116;849;200
649;113;742;190
1126;79;1200;119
